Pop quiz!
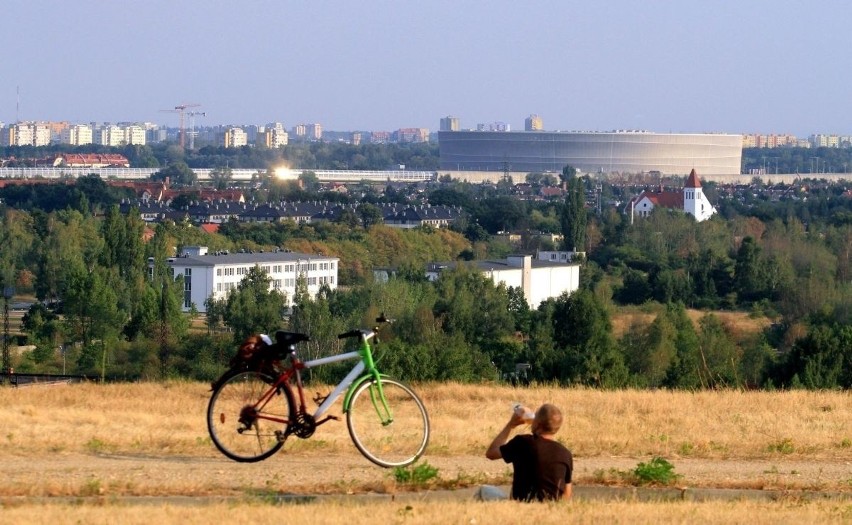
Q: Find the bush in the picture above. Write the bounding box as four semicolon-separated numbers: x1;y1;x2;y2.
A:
633;457;680;486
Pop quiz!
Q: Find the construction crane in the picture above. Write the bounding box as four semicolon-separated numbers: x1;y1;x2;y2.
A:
159;103;201;149
186;111;206;150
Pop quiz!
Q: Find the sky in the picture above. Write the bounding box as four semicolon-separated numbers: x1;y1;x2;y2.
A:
4;1;852;136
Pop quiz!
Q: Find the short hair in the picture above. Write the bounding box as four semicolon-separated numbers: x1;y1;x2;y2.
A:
533;403;563;435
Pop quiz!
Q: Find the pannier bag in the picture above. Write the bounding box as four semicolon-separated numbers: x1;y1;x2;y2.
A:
211;333;277;390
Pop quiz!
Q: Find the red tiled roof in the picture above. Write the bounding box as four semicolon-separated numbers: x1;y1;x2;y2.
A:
61;153;130;167
199;223;220;234
640;190;684;209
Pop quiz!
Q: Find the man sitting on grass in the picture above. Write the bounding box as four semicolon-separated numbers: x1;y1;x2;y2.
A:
485;403;573;501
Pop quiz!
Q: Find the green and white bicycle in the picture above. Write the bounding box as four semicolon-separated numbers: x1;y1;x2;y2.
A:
206;316;430;468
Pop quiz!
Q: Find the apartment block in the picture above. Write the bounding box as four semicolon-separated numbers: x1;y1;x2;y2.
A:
393;128;429;143
525;114;543;131
222;127;248;148
60;124;94;145
440;116;460;132
3;122;51;146
258;122;289;148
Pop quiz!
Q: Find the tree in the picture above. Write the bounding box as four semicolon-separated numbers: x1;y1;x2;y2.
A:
209;166;233;191
150;161;197;187
298;171;321;193
559;165;577;186
475;196;526;234
662;303;703;389
782;322;852;388
62;266;126;380
623;312;677;387
561;175;587;251
357;203;383;230
733;237;767;303
552;289;627;387
128;265;189;374
222;266;287;342
288;285;346;379
695;314;741;388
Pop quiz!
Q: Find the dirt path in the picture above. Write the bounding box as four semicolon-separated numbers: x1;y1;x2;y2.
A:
1;453;848;498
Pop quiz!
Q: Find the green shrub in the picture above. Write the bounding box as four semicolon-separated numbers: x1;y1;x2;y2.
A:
633;457;680;486
393;461;439;485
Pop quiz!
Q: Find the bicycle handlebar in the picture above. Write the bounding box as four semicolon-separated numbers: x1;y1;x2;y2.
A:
337;330;362;340
337;314;394;340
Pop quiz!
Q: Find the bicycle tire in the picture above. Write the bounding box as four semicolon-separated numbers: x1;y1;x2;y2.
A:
207;370;295;463
346;377;430;468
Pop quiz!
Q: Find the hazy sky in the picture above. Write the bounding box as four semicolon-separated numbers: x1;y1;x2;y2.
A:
5;1;851;136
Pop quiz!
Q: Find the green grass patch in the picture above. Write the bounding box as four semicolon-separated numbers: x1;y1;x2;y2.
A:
633;457;680;486
392;461;439;486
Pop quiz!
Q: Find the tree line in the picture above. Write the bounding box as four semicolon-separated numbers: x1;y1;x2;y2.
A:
1;171;850;388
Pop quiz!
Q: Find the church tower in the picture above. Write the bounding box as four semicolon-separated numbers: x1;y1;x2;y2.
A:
683;169;714;221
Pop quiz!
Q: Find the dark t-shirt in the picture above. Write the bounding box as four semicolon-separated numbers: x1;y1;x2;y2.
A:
500;434;573;502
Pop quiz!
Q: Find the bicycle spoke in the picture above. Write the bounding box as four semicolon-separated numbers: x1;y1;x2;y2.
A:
207;371;294;463
347;378;429;468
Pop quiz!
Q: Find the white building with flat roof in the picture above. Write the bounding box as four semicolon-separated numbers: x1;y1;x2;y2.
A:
160;246;339;312
426;254;580;308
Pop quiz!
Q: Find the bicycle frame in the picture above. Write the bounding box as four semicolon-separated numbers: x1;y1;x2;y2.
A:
250;327;391;429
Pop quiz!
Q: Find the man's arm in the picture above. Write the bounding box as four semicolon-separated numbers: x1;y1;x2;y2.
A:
485;412;525;460
562;483;572;500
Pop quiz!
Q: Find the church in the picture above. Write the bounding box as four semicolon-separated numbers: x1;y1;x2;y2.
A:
626;169;716;222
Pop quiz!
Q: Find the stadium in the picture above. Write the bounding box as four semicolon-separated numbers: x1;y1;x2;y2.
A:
437;130;743;177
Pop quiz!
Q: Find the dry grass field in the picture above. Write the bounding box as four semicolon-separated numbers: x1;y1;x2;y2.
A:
0;382;849;524
610;307;772;340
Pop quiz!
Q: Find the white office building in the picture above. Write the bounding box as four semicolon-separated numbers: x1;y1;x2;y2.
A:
160;246;340;312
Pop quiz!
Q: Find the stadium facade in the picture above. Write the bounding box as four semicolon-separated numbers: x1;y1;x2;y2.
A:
438;130;743;176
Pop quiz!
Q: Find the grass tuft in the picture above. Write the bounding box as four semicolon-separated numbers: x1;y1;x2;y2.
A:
633;457;680;486
392;461;439;486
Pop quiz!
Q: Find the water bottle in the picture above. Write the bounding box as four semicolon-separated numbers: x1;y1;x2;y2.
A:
513;403;535;424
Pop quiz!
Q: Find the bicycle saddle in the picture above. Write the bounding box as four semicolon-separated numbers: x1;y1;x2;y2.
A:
274;331;310;347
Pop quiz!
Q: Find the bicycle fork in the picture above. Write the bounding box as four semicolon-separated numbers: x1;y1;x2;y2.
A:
366;378;394;426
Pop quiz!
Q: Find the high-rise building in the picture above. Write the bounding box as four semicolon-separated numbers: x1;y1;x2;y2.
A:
123;125;146;145
291;123;307;138
525;114;543;131
810;134;840;148
94;125;125;146
370;131;390;144
60;124;94;145
222;127;248;148
393;128;429;143
3;122;51;146
440;116;460;132
307;123;322;140
257;122;289;148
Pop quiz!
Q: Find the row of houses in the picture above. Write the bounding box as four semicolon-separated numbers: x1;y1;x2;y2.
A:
121;199;465;229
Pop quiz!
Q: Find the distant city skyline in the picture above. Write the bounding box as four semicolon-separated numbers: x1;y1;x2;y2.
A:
6;2;852;137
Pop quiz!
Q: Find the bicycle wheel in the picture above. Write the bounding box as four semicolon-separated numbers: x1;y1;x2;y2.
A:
346;377;430;468
207;370;295;462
